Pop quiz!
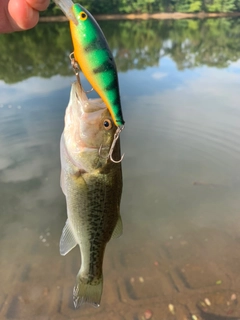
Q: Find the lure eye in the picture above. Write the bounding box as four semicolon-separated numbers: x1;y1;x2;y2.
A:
78;11;88;21
103;119;112;130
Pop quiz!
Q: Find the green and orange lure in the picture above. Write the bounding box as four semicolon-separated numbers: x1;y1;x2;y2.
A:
54;0;125;128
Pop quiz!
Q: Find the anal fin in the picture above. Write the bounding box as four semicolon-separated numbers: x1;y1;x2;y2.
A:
111;215;123;239
60;219;77;256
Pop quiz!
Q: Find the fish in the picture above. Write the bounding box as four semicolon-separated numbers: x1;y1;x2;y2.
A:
53;0;125;128
60;80;123;308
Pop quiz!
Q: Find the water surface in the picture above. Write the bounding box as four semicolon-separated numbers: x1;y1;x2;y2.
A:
1;18;240;320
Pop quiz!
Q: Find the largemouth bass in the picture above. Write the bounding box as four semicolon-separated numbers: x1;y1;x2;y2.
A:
54;0;125;128
60;81;123;308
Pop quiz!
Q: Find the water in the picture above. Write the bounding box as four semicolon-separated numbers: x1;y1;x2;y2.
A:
1;18;240;319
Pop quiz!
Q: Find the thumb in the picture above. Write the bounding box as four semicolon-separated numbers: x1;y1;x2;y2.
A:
8;0;39;31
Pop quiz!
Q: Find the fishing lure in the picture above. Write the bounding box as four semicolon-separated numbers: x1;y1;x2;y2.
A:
54;0;125;129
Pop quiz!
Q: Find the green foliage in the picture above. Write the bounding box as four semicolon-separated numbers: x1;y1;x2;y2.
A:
116;0;161;14
189;1;202;12
39;0;240;15
206;0;236;12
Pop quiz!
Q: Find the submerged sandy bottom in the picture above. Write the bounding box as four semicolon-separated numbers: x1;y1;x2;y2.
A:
1;176;240;320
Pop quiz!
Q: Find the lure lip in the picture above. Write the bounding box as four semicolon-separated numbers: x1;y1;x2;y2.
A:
53;0;78;25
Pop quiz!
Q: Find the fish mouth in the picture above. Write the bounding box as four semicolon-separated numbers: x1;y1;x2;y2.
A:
72;81;106;114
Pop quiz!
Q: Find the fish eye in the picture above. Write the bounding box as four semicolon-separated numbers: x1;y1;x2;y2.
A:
103;119;112;130
78;12;88;21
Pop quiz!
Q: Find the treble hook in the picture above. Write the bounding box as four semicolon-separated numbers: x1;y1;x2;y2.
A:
99;126;125;163
69;52;81;85
69;52;94;93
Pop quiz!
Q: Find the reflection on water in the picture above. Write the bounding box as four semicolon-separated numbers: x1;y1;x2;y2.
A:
1;18;240;83
1;19;240;319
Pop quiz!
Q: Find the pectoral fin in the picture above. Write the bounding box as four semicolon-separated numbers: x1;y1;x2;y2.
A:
60;219;77;256
111;215;123;239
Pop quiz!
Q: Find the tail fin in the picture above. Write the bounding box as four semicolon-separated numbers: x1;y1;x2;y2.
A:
73;275;103;308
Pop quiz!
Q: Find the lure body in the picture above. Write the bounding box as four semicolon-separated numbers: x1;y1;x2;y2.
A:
69;4;124;127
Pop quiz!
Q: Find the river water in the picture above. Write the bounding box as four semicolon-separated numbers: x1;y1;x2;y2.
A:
1;18;240;320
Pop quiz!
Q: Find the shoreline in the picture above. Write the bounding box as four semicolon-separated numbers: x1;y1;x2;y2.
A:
39;11;240;22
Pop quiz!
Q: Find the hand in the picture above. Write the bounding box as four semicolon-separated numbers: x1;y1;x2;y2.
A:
0;0;50;33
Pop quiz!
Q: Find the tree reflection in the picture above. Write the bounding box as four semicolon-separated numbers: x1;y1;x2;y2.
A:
0;23;72;83
1;18;240;83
